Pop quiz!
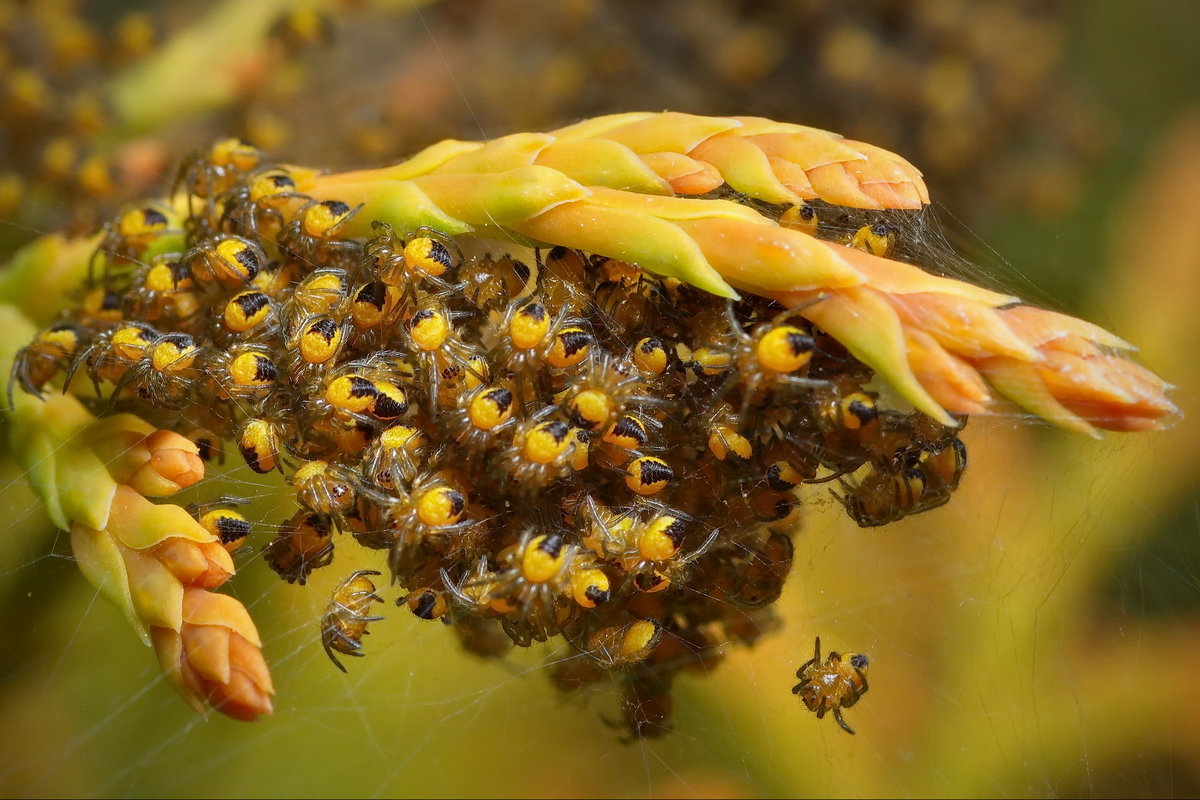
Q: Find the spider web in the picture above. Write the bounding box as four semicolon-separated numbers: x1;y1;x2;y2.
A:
0;2;1197;798
0;418;1177;797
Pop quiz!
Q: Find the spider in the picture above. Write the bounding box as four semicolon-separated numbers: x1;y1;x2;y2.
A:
321;569;385;672
792;637;870;734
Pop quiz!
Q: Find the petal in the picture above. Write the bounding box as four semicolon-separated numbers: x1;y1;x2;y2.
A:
55;448;119;532
549;111;657;141
905;330;992;415
151;626;203;714
71;523;149;644
412;165;590;226
325;138;482;184
302;178;473;238
887;292;1042;361
535;138;670;195
209;633;274;720
790;287;956;426
766;156;818;199
638;152;723;195
106;485;213;549
674;217;866;293
804;162;884;209
182;587;263;648
181;622;232;685
688;133;801;205
430;132;554;175
836;245;1018;306
998;305;1135;351
977;357;1099;437
593;111;742;155
150;539;234;588
519;198;736;298
121;546;185;632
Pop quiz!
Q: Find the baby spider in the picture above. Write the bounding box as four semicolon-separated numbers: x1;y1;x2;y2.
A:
8;322;84;401
177;234;266;292
569;617;663;670
321;569;385;672
561;353;658;434
439;382;520;462
361;423;430;489
218;289;278;342
89;202;182;287
290;459;364;524
795;380;882;480
218;166;305;238
536;245;593;316
365;221;465;301
847;222;896;258
715;302;827;422
490;296;588;394
121;256;197;325
64;321;159;396
400;586;450;623
832;437;967;527
709;530;794;609
284;312;351;384
369;471;473;576
206;343;279;404
792;637;870;735
286;268;354;326
238;416;287;474
280;198;363;266
460;252;535;313
262;510;335;585
478;529;611;646
292;354;411;447
190;496;254;553
584;499;717;594
112;332;205;408
399;295;481;411
495;405;583;493
175;137;261;200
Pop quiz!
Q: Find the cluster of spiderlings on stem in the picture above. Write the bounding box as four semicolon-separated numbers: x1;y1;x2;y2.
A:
9;140;967;739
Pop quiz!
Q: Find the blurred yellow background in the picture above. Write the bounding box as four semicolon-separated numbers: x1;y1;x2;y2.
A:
2;1;1199;796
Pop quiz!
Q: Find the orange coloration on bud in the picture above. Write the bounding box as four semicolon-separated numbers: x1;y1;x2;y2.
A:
772;256;1178;435
149;538;235;589
145;429;204;485
152;588;274;722
120;429;205;495
640;152;723;195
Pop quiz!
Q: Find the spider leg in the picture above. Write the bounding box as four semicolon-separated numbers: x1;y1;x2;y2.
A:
796;656;817;679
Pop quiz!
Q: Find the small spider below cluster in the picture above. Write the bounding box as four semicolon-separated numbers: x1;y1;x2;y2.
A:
792;637;870;735
9;140;966;739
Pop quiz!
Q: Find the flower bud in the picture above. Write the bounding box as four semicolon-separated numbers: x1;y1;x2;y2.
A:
149;538;234;589
127;430;204;495
152;588;274;721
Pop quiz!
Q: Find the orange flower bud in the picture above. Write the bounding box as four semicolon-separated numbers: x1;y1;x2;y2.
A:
127;430;204;495
149;538;234;589
152;588;274;721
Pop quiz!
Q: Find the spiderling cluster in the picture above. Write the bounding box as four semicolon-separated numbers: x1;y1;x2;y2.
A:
9;140;967;739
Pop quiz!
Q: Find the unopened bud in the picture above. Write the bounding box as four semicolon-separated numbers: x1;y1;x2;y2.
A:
152;588;274;721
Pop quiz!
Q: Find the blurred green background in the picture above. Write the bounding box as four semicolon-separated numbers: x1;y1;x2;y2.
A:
2;0;1199;796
